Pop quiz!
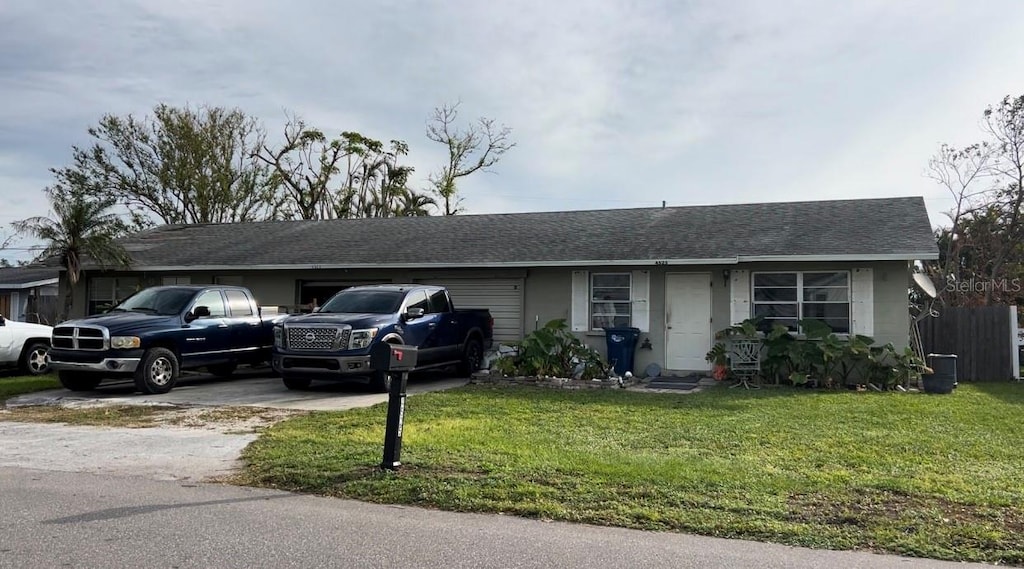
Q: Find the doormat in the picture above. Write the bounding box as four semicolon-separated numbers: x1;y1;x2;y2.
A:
658;373;703;383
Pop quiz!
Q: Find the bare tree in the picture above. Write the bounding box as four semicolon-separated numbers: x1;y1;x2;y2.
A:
925;142;995;295
927;94;1024;309
980;95;1024;303
426;102;515;215
256;114;352;220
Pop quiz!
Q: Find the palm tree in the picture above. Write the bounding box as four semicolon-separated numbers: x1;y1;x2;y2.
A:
395;190;437;217
14;184;131;321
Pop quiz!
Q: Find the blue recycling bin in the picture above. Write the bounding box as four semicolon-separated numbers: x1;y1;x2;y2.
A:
604;327;641;376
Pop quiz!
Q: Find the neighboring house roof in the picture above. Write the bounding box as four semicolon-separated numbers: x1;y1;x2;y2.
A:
90;197;939;270
0;266;60;289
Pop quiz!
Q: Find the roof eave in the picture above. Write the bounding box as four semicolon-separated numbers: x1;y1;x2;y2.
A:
736;253;939;262
0;278;60;289
107;253;938;272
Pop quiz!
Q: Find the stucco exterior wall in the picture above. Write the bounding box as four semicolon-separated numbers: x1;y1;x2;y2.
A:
522;260;911;375
64;267;527;316
63;261;911;369
871;262;913;348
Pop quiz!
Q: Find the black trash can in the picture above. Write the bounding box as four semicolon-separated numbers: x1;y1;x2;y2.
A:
604;327;641;376
923;354;957;394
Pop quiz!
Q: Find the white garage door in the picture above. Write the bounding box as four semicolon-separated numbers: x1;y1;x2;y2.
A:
419;278;524;343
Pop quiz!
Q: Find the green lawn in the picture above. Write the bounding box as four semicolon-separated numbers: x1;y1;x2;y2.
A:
237;383;1024;564
0;374;60;402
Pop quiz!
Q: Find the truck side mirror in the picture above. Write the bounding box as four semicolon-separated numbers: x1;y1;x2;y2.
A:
186;306;211;322
403;307;425;321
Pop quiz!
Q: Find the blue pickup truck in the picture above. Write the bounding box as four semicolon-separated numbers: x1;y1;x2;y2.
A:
272;284;493;392
48;285;280;394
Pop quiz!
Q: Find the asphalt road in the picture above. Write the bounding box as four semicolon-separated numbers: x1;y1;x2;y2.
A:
0;467;988;569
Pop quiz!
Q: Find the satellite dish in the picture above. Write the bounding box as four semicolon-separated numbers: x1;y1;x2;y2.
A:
913;272;937;298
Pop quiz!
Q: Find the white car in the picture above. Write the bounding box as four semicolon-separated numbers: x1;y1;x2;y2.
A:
0;313;52;376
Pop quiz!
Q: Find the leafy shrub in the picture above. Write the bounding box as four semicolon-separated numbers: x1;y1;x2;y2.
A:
709;317;927;389
492;319;609;380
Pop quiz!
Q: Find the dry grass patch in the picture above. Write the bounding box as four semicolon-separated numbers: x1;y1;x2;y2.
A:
0;404;165;427
1;403;304;432
163;406;305;433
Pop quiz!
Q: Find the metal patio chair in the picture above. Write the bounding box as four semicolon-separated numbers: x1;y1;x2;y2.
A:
728;338;763;389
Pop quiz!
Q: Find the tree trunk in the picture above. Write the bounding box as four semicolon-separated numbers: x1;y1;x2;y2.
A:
62;285;74;323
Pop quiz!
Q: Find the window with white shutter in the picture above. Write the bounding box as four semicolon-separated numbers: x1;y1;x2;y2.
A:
569;270;650;332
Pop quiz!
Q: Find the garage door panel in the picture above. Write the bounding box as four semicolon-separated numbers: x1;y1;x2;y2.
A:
417;279;523;343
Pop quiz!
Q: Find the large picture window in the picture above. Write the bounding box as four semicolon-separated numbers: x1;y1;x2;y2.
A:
752;272;850;333
591;273;631;329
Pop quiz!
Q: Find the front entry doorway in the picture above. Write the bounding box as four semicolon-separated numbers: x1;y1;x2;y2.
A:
665;273;712;371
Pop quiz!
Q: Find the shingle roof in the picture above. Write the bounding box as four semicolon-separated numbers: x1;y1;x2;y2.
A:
101;197;938;269
0;266;60;287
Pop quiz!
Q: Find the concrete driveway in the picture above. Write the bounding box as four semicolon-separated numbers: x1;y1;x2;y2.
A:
2;368;469;481
7;367;469;411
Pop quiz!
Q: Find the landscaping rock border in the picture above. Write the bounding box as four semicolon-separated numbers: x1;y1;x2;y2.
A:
469;372;639;390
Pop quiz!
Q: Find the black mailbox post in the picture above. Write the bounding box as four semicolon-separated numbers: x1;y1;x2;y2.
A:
371;343;418;470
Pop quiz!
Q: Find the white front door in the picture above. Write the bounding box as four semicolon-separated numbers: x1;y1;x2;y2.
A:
665;273;712;371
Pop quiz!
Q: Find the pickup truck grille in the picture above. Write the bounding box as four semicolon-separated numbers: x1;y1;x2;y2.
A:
286;327;348;350
52;326;108;351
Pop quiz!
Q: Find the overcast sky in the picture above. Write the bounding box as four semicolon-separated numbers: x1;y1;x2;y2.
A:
2;0;1024;262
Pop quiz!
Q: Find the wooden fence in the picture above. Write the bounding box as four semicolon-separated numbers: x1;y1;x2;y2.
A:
919;305;1019;382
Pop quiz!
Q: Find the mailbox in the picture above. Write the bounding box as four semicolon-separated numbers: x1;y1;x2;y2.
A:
371;343;418;372
374;343;417;471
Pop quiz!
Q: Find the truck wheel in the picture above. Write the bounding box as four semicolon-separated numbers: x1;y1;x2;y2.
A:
19;342;50;376
134;348;179;394
208;363;237;378
370;370;393;393
457;338;483;377
58;370;102;391
282;376;311;390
